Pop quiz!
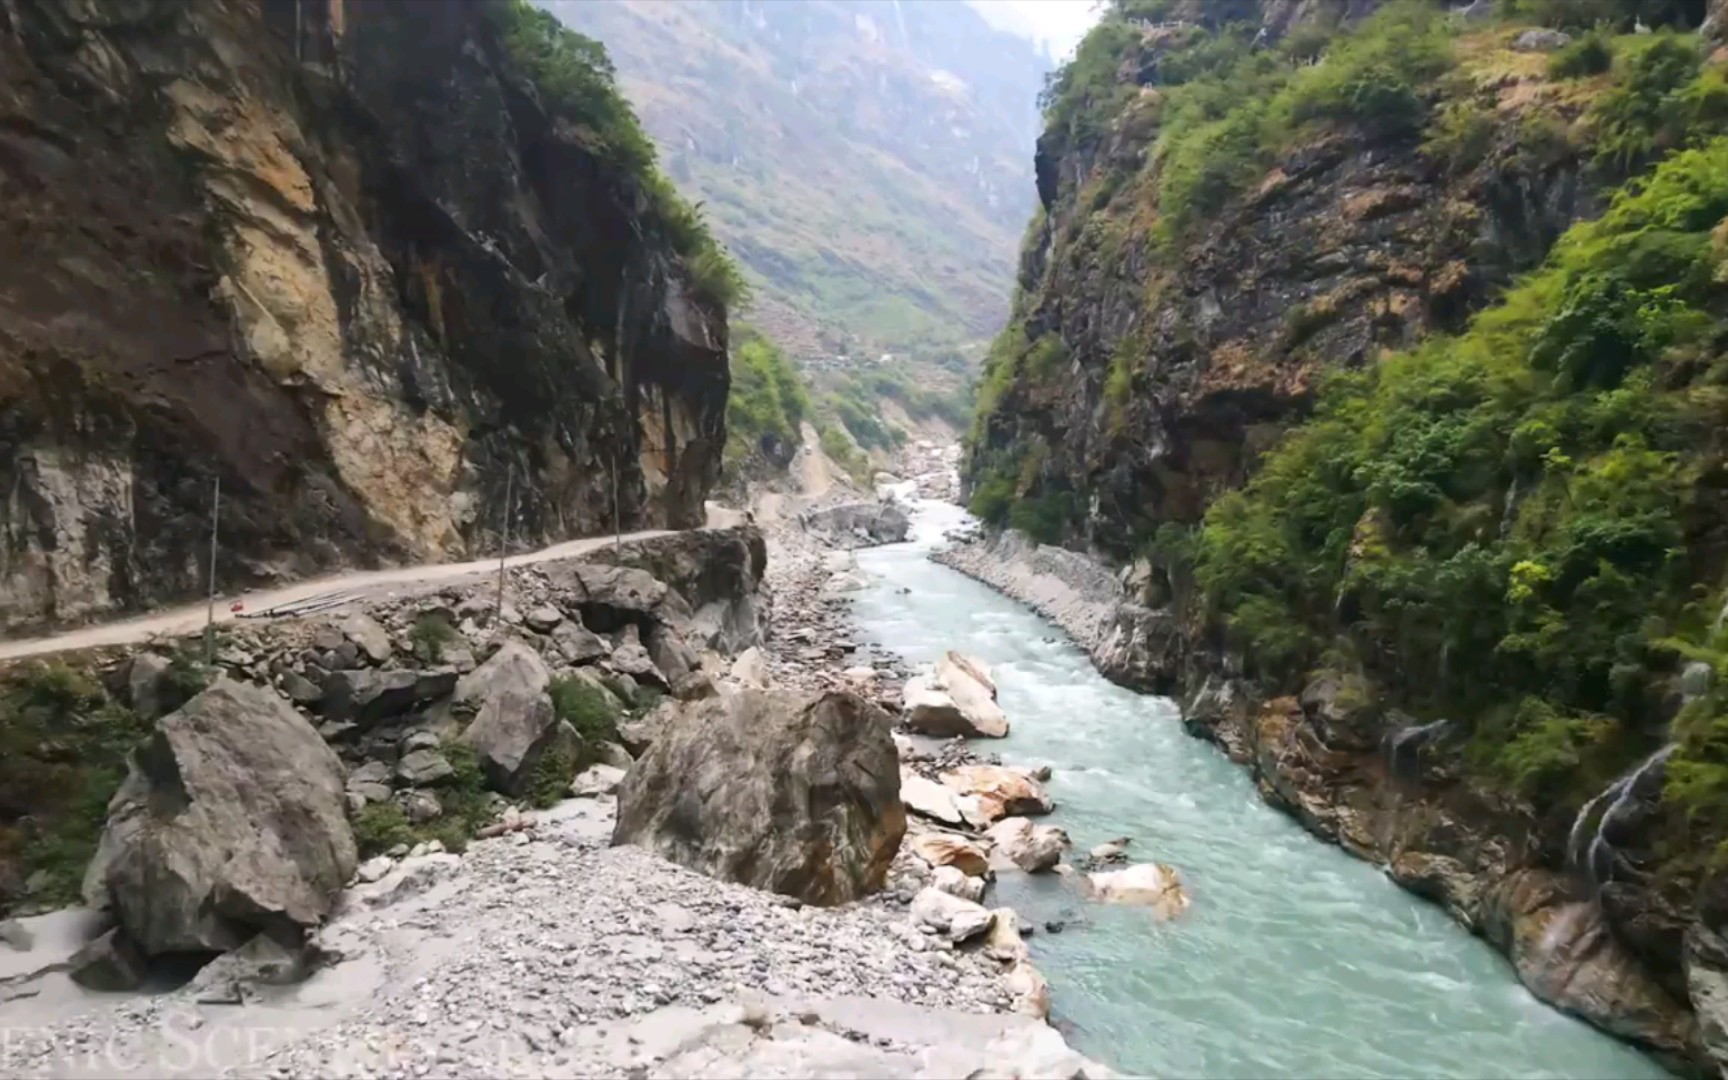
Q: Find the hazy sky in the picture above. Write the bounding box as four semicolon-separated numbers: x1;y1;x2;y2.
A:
965;0;1102;59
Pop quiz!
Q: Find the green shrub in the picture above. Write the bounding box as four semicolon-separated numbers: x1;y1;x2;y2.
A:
1587;32;1710;173
525;743;577;810
409;613;459;664
353;803;416;858
726;328;810;466
1423;97;1497;174
1024;335;1068;380
1192;138;1728;826
0;664;150;907
1270;2;1451;137
1548;31;1614;79
1008;489;1077;545
550;674;623;755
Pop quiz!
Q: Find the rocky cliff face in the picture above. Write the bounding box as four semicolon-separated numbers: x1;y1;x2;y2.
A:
0;0;729;634
974;0;1606;558
966;0;1728;1070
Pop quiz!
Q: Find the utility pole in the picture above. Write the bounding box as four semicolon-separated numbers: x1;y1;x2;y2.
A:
204;476;220;663
612;449;622;554
497;463;513;616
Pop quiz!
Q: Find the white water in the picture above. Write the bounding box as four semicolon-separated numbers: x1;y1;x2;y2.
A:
850;500;1670;1079
1567;744;1676;885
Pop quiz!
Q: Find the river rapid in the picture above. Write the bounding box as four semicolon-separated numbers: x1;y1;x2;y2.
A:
850;498;1669;1080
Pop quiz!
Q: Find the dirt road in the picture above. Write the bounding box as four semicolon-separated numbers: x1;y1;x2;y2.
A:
0;529;674;664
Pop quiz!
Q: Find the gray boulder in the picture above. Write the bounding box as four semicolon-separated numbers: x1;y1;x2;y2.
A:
341;613;393;665
646;625;700;687
1513;27;1571;51
453;639;550;712
549;619;609;664
322;669;456;727
612;688;905;906
608;624;667;688
69;928;147;991
543;562;693;628
617;696;677;756
187;932;309;1003
81;680;357;956
454;641;559;795
281;671;324;707
800;501;910;546
523;604;564;633
395;749;454;787
127;653;172;719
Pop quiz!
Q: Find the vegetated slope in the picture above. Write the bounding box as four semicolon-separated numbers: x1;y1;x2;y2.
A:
545;0;1048;363
723;328;966;492
967;0;1728;1067
0;0;740;634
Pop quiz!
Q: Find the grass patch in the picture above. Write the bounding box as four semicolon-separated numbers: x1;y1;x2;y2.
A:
550;675;624;756
0;664;151;908
354;741;495;857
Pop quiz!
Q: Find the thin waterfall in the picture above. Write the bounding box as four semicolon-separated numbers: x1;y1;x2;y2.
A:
1566;743;1676;885
1384;718;1452;779
888;0;909;49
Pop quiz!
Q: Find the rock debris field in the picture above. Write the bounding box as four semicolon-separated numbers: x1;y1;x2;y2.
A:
0;798;1096;1079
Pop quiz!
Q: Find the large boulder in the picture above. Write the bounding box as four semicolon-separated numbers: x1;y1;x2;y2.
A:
612;688;905;906
902;651;1008;739
900;769;968;827
453;639;550;710
986;817;1067;873
909;886;994;942
1086;862;1191;920
800;501;911;546
941;765;1053;827
908;832;989;877
322;669;456;726
81;680;357;956
454;641;559;795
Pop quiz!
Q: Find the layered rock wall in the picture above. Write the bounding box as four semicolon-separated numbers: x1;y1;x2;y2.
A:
0;0;728;634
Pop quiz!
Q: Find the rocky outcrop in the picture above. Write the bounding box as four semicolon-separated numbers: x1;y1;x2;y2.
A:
81;679;356;957
0;527;765;918
612;688;906;906
0;0;729;634
586;527;769;654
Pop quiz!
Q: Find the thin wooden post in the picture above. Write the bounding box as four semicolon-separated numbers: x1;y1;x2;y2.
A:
497;464;513;615
204;476;220;663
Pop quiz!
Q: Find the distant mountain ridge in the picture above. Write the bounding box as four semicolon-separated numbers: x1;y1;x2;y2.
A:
546;0;1049;361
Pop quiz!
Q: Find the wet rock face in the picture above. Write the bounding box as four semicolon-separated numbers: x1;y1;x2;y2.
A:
0;0;728;634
